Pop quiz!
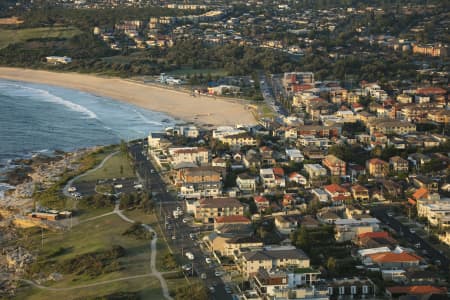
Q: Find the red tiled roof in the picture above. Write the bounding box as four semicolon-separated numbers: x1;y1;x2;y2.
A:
413;187;429;200
368;158;388;165
387;285;447;295
331;195;352;202
358;231;389;239
254;195;269;204
324;183;348;194
369;252;422;263
416;87;447;95
273;167;285;177
215;215;251;224
352;184;369;192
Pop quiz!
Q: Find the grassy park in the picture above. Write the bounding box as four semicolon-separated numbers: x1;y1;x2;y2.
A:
0;26;81;49
75;152;135;183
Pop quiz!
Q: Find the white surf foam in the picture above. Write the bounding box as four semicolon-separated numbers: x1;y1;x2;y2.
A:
0;81;98;119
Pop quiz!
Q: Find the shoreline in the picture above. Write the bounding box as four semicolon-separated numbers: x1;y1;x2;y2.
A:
0;67;257;127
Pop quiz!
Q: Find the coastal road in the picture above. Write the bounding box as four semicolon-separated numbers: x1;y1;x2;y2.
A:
371;205;449;272
129;142;233;300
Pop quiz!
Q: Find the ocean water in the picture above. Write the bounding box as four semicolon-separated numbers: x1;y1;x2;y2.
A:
0;79;175;193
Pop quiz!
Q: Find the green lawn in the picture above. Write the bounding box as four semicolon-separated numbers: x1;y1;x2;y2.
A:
75;152;135;183
0;26;82;49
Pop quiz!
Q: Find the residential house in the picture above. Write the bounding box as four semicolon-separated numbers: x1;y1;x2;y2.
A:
324;184;352;205
214;215;252;234
288;172;307;185
355;231;398;249
322;155;346;176
408;153;431;169
334;218;380;242
273;167;286;188
351;184;370;202
299;215;320;228
303;147;327;160
412;175;439;193
275;215;299;234
254;195;270;213
212;157;227;168
260;148;276;168
312;188;329;203
304;164;327;180
366;252;422;269
194;197;245;223
236;173;257;193
389;156;409;173
285;149;304;162
366;158;389;178
243;149;261;169
252;268;325;300
386;285;447;298
260;168;276;189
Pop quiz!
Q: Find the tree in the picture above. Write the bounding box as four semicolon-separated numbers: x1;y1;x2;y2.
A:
326;256;336;272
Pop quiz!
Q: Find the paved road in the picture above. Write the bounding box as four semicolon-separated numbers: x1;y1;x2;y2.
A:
129;142;233;300
371;205;449;272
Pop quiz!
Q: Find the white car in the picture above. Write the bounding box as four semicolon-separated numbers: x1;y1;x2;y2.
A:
205;257;212;264
214;270;223;277
185;252;195;260
182;264;192;272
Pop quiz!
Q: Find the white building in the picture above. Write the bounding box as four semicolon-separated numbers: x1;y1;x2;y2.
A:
46;56;72;64
304;164;327;179
285;149;304;162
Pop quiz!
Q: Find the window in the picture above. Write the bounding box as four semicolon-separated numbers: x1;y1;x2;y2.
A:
362;285;368;294
339;287;345;295
351;286;357;294
328;287;333;295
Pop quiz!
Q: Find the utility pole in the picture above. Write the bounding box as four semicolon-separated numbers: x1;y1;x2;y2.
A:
41;227;44;248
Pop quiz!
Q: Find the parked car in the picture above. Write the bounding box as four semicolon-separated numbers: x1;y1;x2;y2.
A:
185;252;195;260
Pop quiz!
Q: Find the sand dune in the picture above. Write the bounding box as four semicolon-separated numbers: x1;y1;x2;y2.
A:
0;67;256;127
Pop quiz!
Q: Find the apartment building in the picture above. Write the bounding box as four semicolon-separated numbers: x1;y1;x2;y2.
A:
239;247;310;279
194;197;245;223
322;155;346;176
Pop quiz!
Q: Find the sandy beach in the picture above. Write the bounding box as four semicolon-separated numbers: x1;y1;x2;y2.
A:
0;67;256;127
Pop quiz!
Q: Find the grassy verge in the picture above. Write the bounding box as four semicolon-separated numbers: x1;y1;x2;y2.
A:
0;26;82;49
